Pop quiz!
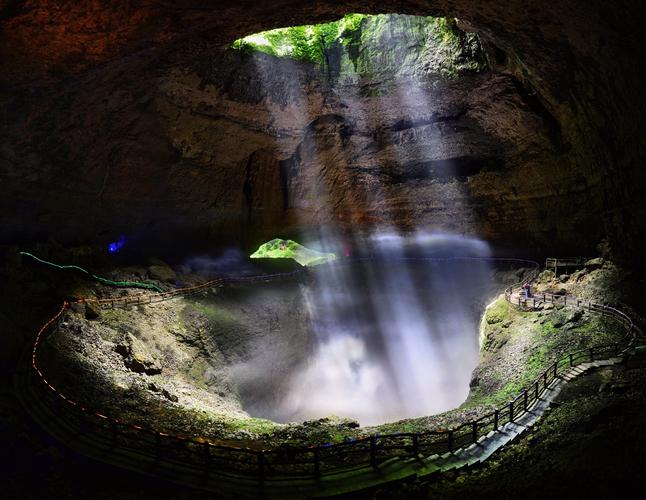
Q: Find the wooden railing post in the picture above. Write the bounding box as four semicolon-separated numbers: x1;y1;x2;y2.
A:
370;435;377;468
29;259;639;479
203;442;210;473
258;451;265;483
314;448;321;477
110;420;118;446
78;411;87;435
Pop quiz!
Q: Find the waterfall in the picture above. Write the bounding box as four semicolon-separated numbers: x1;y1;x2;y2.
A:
271;231;493;425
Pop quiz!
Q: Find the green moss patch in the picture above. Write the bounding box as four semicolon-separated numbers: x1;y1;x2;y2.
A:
232;14;367;64
485;298;512;325
467;295;626;410
186;301;238;324
232;14;486;80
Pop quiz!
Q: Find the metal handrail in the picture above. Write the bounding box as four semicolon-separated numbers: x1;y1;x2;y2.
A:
27;258;639;484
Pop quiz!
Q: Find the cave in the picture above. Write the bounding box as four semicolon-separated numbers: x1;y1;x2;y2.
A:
2;2;646;499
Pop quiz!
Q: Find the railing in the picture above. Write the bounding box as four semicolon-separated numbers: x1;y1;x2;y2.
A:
79;257;541;310
504;259;541;298
504;289;637;348
27;258;639;485
545;257;590;271
88;270;307;309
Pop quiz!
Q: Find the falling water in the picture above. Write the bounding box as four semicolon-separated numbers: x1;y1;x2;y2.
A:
230;17;495;425
260;232;494;425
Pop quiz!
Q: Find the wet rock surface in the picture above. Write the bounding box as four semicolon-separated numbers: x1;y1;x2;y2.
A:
360;363;646;499
2;4;645;260
33;260;616;446
1;248;643;497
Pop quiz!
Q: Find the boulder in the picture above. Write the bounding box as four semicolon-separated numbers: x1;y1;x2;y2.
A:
565;309;584;324
148;264;177;284
147;257;170;267
303;415;360;429
70;302;84;314
115;333;162;375
584;257;604;270
538;270;556;283
84;300;101;319
162;389;179;402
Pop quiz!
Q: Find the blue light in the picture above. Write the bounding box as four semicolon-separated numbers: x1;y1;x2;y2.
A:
108;235;126;254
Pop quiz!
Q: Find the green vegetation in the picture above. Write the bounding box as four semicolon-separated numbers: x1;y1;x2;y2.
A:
232;14;367;64
222;415;280;435
231;14;486;80
250;238;336;267
185;301;237;324
485;298;511;325
539;320;559;336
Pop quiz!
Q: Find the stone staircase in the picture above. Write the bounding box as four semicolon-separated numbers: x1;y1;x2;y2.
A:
15;342;624;498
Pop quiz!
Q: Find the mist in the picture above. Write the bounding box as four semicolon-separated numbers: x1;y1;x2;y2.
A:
234;232;494;425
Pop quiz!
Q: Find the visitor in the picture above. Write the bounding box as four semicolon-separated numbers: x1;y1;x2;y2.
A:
522;282;531;298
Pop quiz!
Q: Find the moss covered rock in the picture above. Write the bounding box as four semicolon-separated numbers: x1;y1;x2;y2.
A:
232;14;486;82
115;333;162;375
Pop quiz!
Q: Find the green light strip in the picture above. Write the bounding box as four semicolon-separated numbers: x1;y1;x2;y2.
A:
20;252;164;292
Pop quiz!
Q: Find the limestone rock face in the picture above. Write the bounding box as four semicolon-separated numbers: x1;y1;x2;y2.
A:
84;300;101;320
115;333;162;375
1;3;645;262
147;264;177;284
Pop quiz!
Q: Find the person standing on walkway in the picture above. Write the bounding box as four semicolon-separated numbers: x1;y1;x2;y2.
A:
522;282;531;298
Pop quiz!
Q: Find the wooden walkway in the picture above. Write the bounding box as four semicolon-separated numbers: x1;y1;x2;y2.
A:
14;345;624;498
13;258;643;498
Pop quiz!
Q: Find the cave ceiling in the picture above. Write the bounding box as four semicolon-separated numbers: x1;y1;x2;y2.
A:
1;1;645;261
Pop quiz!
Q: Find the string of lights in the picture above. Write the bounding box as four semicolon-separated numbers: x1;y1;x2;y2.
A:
20;252;164;292
26;258;639;477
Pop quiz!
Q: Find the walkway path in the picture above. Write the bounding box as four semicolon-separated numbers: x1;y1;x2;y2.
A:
13;258;643;498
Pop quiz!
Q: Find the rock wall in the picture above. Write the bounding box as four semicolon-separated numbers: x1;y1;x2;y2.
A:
2;2;645;261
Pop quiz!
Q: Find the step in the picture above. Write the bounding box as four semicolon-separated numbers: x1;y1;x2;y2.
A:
16;343;630;497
